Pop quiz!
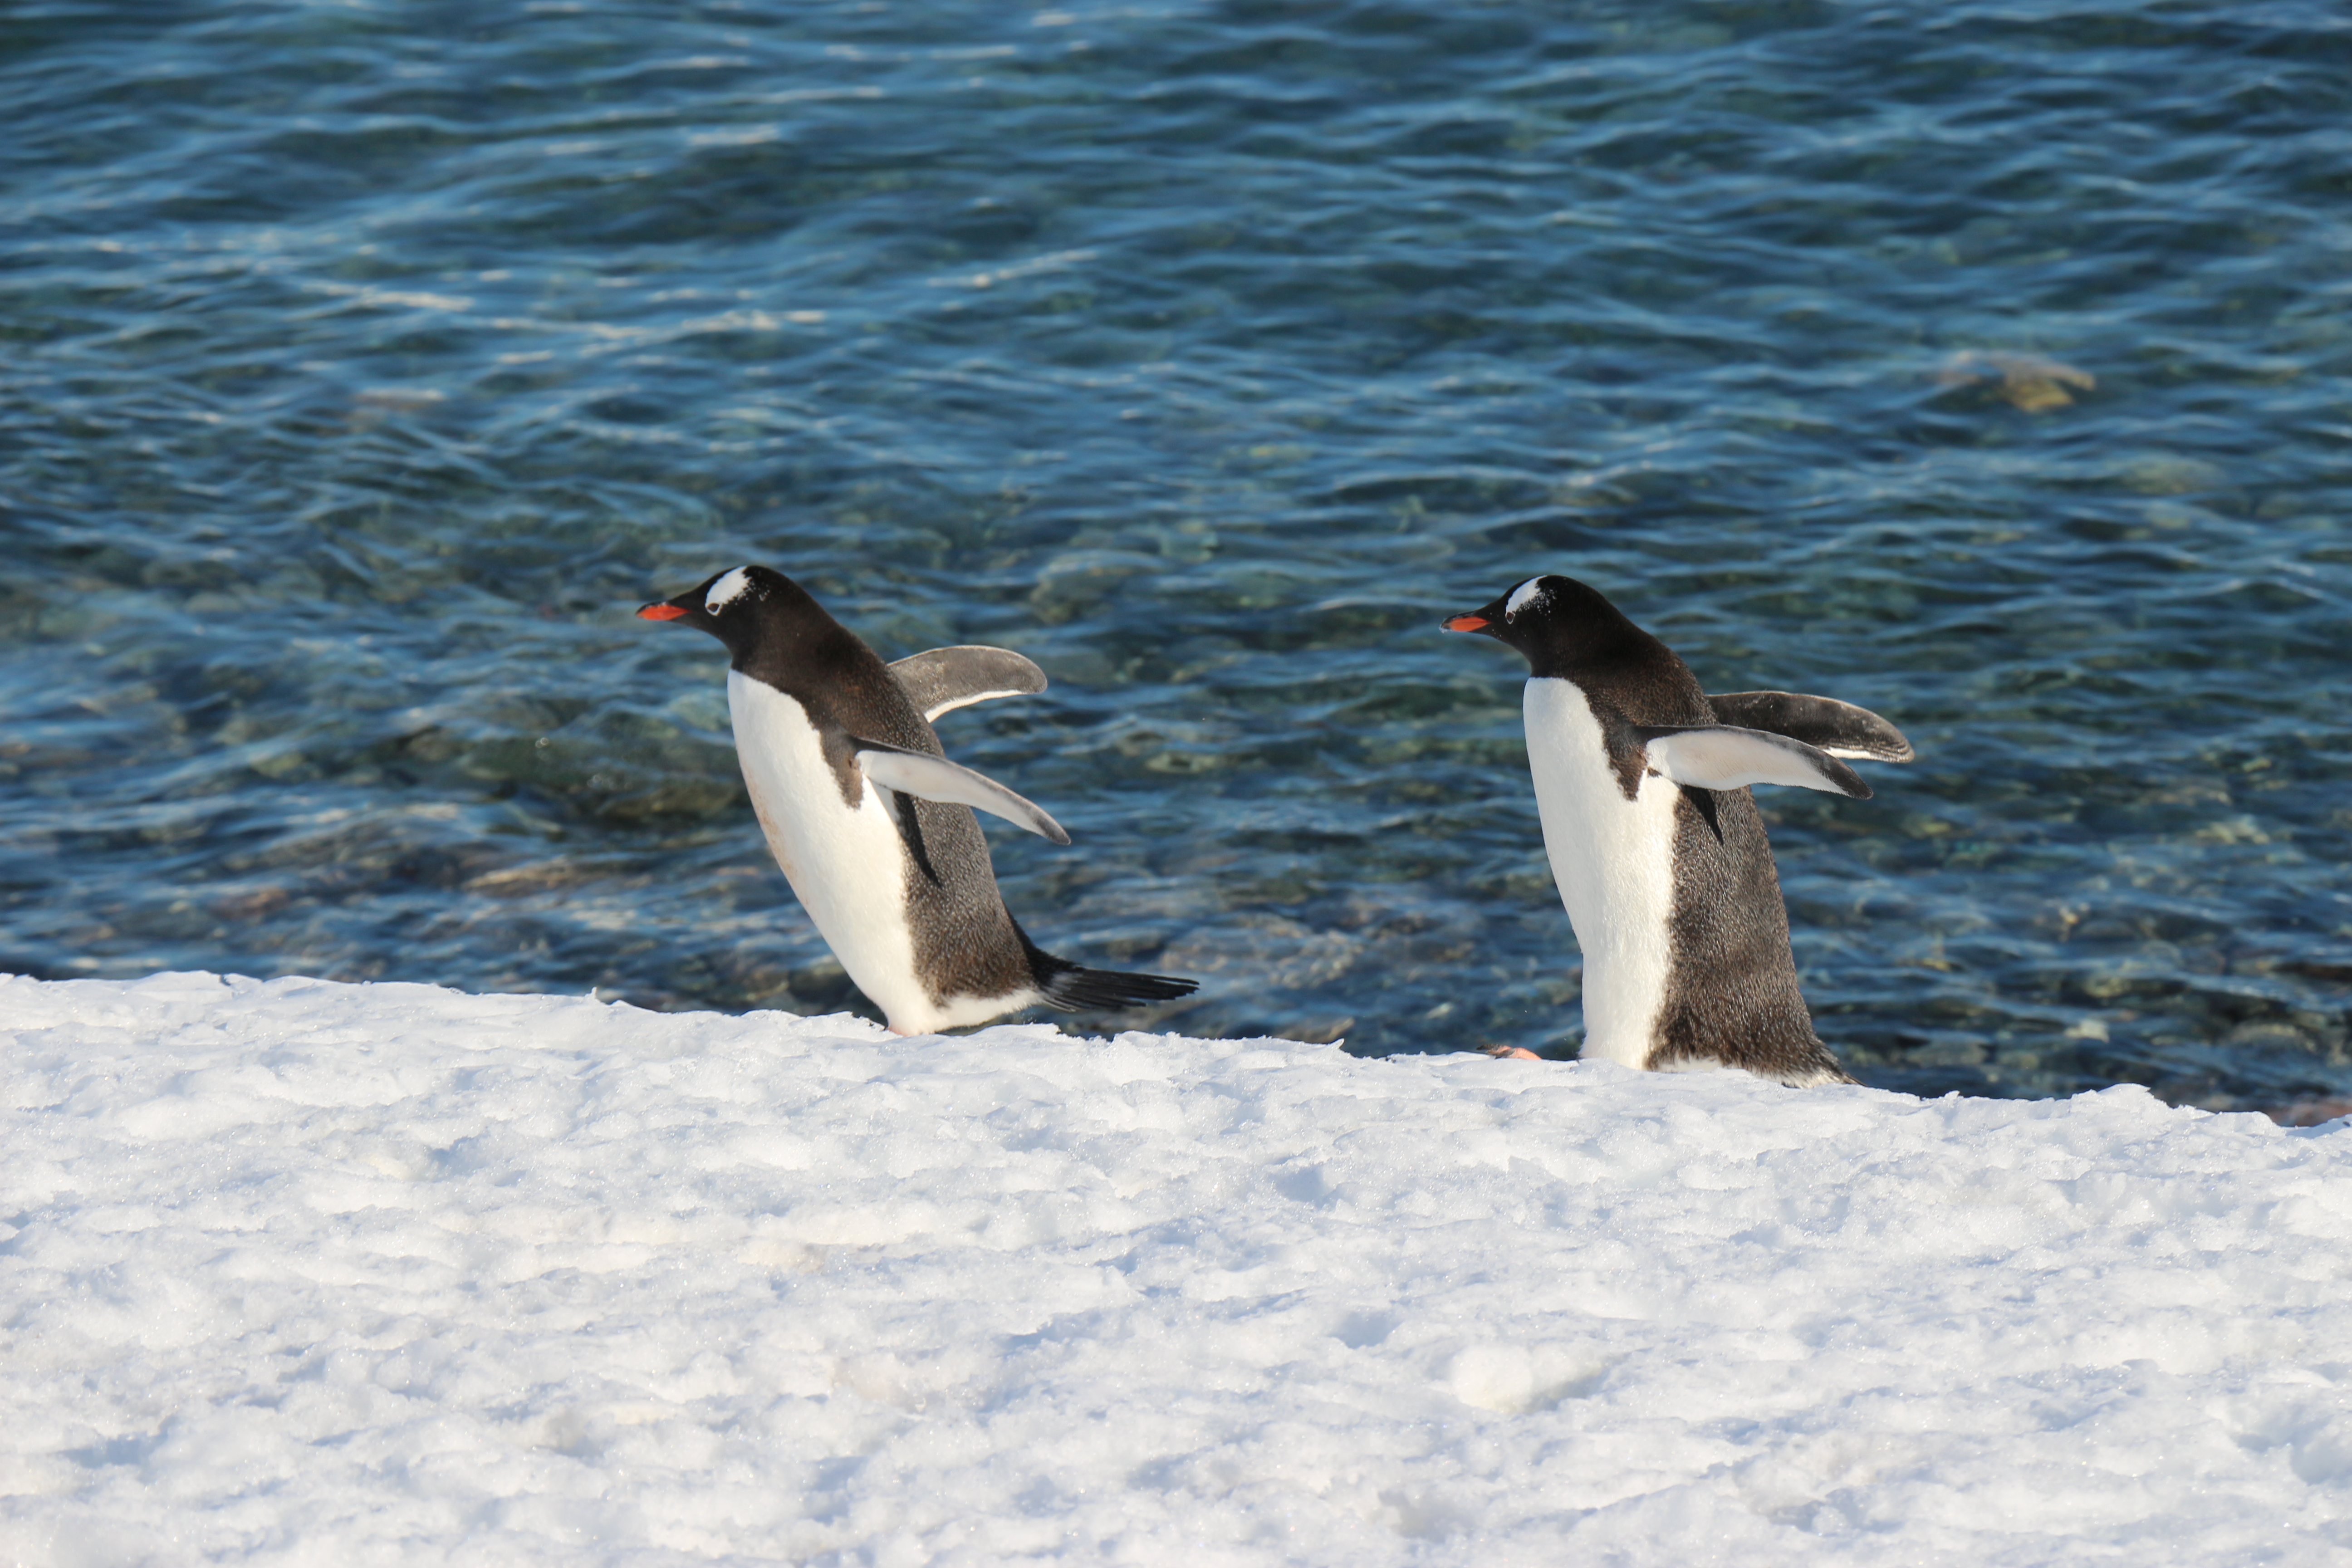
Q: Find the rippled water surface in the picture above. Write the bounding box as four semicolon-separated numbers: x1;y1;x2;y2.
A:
6;0;2350;1109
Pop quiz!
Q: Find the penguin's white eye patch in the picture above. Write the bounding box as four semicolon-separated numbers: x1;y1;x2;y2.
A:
705;566;754;616
1505;578;1548;617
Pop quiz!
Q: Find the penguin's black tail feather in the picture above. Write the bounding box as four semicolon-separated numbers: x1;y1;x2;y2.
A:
1013;919;1198;1014
1037;963;1199;1012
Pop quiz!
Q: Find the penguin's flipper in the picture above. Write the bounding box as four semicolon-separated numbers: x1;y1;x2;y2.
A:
887;647;1049;722
1706;691;1914;763
1634;724;1872;800
852;740;1072;845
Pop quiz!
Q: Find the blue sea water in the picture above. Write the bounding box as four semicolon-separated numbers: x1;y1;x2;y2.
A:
4;0;2349;1109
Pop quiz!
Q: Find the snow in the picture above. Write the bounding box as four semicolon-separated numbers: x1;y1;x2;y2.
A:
4;973;2350;1567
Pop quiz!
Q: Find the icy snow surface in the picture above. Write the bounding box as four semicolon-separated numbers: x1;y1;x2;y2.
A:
4;973;2350;1566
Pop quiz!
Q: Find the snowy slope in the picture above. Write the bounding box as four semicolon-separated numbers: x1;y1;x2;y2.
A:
2;973;2348;1567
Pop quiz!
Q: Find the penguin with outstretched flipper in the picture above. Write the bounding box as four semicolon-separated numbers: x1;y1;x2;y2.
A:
1446;573;1912;1086
641;565;1195;1035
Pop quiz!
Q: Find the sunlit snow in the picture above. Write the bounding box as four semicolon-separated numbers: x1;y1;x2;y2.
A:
4;972;2348;1565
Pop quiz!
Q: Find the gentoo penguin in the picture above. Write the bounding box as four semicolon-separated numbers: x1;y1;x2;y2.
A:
639;565;1195;1035
1444;574;1913;1086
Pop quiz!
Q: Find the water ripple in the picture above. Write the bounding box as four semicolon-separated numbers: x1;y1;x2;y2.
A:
4;0;2349;1109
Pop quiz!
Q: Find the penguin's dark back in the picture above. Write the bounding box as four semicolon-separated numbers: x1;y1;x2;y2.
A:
1653;789;1832;1078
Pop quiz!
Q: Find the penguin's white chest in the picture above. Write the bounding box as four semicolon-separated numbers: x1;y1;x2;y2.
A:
725;671;923;1021
1522;677;1682;1068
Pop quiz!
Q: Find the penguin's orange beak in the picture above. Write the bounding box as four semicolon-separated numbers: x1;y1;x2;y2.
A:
637;603;690;621
1442;613;1490;633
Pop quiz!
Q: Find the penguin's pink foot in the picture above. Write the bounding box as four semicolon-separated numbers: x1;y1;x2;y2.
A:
1480;1044;1543;1061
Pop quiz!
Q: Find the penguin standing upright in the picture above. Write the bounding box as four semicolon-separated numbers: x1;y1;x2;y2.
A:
1445;574;1913;1085
640;565;1195;1035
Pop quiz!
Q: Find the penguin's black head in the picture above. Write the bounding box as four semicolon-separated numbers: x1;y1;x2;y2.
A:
1442;573;1649;676
637;564;813;662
